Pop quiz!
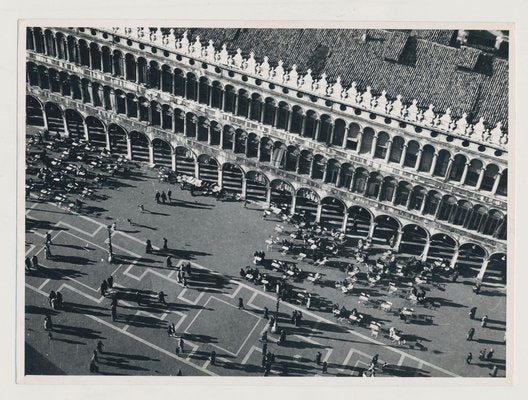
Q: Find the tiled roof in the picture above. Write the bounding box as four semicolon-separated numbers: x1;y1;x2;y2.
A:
171;28;508;128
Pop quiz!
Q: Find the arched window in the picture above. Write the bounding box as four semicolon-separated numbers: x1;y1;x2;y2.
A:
433;149;451;177
211;81;223;109
389;136;404;163
437;195;457;221
418;144;435;172
403;141;420;168
374;132;390;159
250;93;264;122
237;89;250;117
480;164;500;192
318;115;332;144
464;159;484;187
224;85;236;113
325;159;340;184
394;182;412;207
366;173;383;198
346;123;361;151
263;97;277;126
338;163;354;189
408;186;426;211
303;110;318;139
311;154;327;180
290;106;304;134
352;168;368;193
198;76;210;105
449;154;467;182
298;150;313;175
359;127;374;155
186;72;197;101
174;69;185;97
423;190;441;216
276;102;290;130
332;119;346;147
379;178;397;202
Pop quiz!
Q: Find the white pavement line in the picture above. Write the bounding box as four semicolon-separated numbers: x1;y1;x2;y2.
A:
60;230;108;252
111;263;123;276
223;284;242;299
241;345;259;365
397;354;406;366
85;313;214;376
323;349;333;363
26;283;47;296
178;289;205;306
172;311;187;332
25;244;36;256
33;231;46;238
293;334;323;346
39;262;100;293
111;244;141;258
37;279;51;291
247;291;258;306
57;221;100;238
202;359;211;369
235;317;262;357
58;283;105;303
339;349;355;373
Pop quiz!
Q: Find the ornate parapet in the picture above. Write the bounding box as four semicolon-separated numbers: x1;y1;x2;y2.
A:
104;27;509;150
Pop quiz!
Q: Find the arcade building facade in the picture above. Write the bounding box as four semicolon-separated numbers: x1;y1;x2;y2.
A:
24;27;508;285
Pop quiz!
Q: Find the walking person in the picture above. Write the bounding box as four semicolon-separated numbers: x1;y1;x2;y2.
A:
138;204;145;214
210;350;216;366
111;304;117;321
469;307;477;320
31;255;39;270
166;255;173;269
55;291;63;309
481;315;489;328
322;361;328;374
182;276;188;288
145;239;152;254
107;276;114;289
238;297;244;309
46;232;52;245
97;340;104;354
466;327;475;341
45;243;52;259
48;291;56;308
163;237;168;251
489;365;498;377
44;315;53;338
100;280;108;297
262;342;268;356
486;348;494;361
155;191;161;203
263;307;269;319
111;222;117;232
167;189;172;203
315;351;322;365
466;352;473;364
178;338;185;354
158;291;167;306
25;257;32;272
161;191;167;204
478;348;487;361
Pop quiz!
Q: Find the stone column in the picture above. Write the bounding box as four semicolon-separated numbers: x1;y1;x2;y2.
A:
62;114;69;137
384;140;393;163
218;168;223;188
148;143;154;165
342;127;349;149
419;196;427;214
341;211;349;233
450;246;460;269
356;130;363;153
241;177;247;198
194;160;200;178
399;145;408;167
460;163;470;185
476;257;490;280
290;194;297;215
370;134;379;158
97;85;104;108
429;152;438;176
315;203;323;223
476;168;485;190
421;239;431;262
394;229;403;252
367;222;377;239
492;172;503;194
105;127;111;151
171;151;177;171
83;121;89;141
322;163;328;183
266;187;272;207
126;135;133;160
414;149;423;171
444;158;454;182
109;89;116;111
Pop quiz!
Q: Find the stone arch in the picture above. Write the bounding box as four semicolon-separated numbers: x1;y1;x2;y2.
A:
89;42;102;70
365;172;383;199
222;162;244;193
290;105;304;134
276;101;290;131
359;127;375;155
222;125;235;150
175;146;196;176
483;209;506;237
433;149;451;177
452;200;473;226
373;215;400;245
352;167;369;194
400;224;428;257
311;154;327;180
338;163;354;189
237;88;250;118
394;181;412;207
209;121;221;146
129;131;150;162
437;194;458;221
186;72;198;101
403;140;420;168
346;122;361;151
408;185;427;211
223;84;236;113
43;102;64;135
418;144;435;172
346;205;373;239
295;187;320;222
427;233;457;263
259;136;273;163
100;46;112;74
325;158;340;185
151;138;172;167
271;141;287;168
303;109;319;139
284;145;300;172
263;97;277;126
270;179;294;211
186;112;198;138
332;118;346;147
485;253;507;285
379;176;398;203
458;243;487;279
198;76;210;105
174;68;186;97
449;153;467;182
197;116;210;142
480;164;500;192
234;129;248;154
85;116;107;148
124;53;136;81
108;124;128;155
246;132;259;158
250;93;264;122
211;81;223;109
374;131;390;159
320;196;346;229
64;108;85;139
464;159;484;187
197;154;219;183
423;190;442;216
318;114;333;144
388;136;405;164
467;204;488;232
245;170;270;202
26;95;45;127
297;149;313;175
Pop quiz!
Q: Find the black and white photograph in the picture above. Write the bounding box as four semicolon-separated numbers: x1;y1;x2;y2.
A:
21;24;511;379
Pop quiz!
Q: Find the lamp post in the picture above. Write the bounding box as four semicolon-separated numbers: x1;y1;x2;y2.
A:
271;286;280;333
107;225;114;263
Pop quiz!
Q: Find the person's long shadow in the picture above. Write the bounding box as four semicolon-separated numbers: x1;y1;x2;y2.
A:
52;323;105;340
102;351;160;362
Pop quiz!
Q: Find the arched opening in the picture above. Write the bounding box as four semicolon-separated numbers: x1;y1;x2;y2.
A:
379;177;397;203
263;97;277;126
448;154;467;182
259;137;273;163
197;154;219;183
400;225;427;257
79;40;90;67
186;112;197;138
303;110;318;139
290;106;304;134
174;109;185;134
197;116;209;142
27;95;44;127
346;206;372;239
311;154;327;180
351;168;368;194
211;81;223;109
408;186;427;211
250;93;264;122
458;243;486;279
325;159;340;185
359;127;374;155
108;124;128;155
433;149;451;177
452;200;472;226
237;89;250;118
174;68;185;97
223;85;236;113
101;47;112;74
388;136;404;164
394;181;412;207
148;60;160;89
125;53;136;81
464;159;484;187
137;97;149;122
467;205;488;231
89;42;102;70
365;172;383;199
485;253;507;285
437;195;457;221
332;119;346;147
186;72;198;101
374;131;390;159
162;105;173;130
418;144;435;172
294;188;320;223
245;171;269;202
318;114;333;144
373;215;400;246
64;109;84;139
427;233;456;263
209;121;221;146
276;102;290;130
246;132;259;158
423;190;442;216
222;163;244;193
297;150;312;175
271;142;287;168
152;138;172;167
44;102;64;135
284;146;299;172
338;163;354;189
403;140;420;168
483;209;506;237
222;126;235;150
270;179;294;212
129;131;150;162
136;57;147;85
234;129;248;154
198;76;210;105
480;164;500;192
496;169;507;197
346;123;361;151
320;197;345;229
112;50;124;77
85;116;107;148
175;146;195;176
150;101;161;127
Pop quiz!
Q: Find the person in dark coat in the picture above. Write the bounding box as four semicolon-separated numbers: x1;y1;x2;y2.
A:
315;351;322;365
467;327;475;341
107;276;114;289
238;297;244;309
155;191;161;203
163;237;168;251
161;191;167;204
146;239;152;254
25;257;32;271
167;190;172;202
32;255;39;270
100;280;108;297
469;307;477;320
55;291;63;309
